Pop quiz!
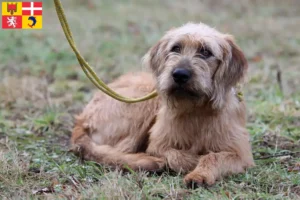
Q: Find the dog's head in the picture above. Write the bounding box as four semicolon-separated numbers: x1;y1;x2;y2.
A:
143;23;247;109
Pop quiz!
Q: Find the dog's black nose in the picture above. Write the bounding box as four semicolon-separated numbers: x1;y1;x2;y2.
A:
172;68;191;84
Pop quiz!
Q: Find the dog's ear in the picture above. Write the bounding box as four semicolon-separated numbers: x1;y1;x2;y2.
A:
142;40;167;75
225;36;248;86
211;36;247;109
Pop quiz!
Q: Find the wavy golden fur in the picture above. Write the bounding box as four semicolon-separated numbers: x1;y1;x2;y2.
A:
71;23;254;187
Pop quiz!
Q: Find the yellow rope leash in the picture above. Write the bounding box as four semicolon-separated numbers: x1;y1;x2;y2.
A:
53;0;158;103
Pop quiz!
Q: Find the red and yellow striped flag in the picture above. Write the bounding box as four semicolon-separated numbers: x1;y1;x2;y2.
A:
2;2;43;29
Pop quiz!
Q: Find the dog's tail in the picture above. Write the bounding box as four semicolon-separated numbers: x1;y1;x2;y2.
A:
70;117;164;171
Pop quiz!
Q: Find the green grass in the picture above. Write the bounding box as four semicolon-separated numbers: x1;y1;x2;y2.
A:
0;0;300;199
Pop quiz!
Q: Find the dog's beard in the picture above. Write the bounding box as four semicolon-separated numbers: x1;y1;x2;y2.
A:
162;85;208;109
168;86;200;99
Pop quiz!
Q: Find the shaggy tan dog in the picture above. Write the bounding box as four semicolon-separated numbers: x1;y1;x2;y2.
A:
71;23;254;187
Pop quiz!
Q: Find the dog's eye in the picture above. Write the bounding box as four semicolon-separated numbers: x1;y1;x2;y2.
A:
171;45;181;53
197;48;213;59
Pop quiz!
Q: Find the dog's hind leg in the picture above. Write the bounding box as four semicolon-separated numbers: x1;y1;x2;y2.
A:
71;121;165;171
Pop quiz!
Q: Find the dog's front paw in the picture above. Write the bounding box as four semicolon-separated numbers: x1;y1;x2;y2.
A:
184;170;216;188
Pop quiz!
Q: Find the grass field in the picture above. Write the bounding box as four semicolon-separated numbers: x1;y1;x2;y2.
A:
0;0;300;199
